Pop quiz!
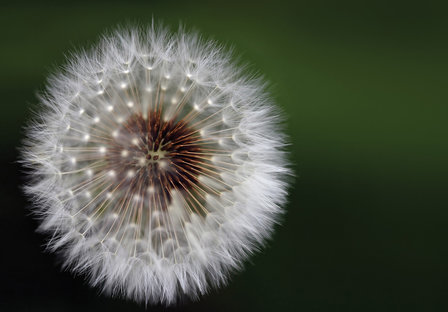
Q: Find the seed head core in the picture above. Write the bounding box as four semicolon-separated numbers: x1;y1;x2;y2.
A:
105;110;203;209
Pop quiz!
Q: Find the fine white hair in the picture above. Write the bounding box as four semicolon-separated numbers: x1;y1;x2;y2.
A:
22;24;290;305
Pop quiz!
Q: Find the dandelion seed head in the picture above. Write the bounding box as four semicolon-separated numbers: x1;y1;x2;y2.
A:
22;24;290;305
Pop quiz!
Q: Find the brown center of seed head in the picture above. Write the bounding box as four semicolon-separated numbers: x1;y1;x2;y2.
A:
105;110;203;210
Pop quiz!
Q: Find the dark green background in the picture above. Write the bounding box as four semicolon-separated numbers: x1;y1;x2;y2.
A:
1;0;447;311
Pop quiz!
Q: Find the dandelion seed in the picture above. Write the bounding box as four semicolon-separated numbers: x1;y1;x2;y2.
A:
21;24;290;305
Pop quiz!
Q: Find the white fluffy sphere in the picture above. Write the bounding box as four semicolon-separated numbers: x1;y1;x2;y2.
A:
22;25;290;305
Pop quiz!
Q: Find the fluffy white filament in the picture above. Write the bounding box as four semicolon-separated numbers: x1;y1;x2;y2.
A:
22;25;289;305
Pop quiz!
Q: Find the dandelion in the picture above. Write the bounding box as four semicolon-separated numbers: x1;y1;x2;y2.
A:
22;25;290;304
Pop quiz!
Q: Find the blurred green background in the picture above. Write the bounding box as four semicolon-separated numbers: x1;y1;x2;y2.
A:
1;0;447;311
